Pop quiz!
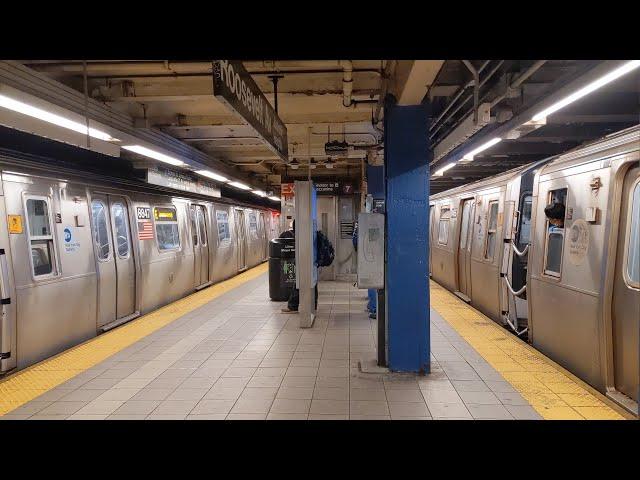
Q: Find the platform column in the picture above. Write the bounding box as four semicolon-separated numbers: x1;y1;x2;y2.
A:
384;96;430;373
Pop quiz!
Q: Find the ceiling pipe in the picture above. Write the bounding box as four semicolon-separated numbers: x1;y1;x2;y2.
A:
25;61;382;78
372;60;397;132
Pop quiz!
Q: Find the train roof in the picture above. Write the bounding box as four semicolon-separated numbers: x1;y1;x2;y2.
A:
430;124;640;201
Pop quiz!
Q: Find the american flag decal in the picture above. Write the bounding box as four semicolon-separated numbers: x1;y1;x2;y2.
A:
138;221;154;240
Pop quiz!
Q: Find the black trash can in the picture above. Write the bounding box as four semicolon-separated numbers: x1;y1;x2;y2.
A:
269;237;296;301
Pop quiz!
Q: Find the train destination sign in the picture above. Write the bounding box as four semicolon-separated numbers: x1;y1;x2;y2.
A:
212;60;288;162
146;166;221;198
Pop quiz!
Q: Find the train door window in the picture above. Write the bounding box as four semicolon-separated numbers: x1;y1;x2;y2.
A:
459;201;472;250
249;212;258;235
518;194;533;248
543;188;567;277
438;206;450;245
154;206;180;251
216;210;231;244
190;206;198;247
197;207;207;246
91;200;111;261
111;202;130;259
25;197;57;277
624;179;640;287
484;201;499;260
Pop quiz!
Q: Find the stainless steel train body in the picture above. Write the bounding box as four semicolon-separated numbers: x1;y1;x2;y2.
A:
429;125;639;414
0;155;280;374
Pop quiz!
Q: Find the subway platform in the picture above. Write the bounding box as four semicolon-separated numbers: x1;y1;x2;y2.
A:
0;263;632;420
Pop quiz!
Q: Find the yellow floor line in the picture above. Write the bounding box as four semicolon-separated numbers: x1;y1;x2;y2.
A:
430;280;634;420
0;262;268;416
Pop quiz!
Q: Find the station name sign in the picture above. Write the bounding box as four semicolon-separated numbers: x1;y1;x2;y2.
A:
146;166;221;198
212;60;288;162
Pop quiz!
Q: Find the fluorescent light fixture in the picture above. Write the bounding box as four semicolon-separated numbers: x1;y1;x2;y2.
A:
462;137;502;161
228;181;251;190
268;196;281;202
252;190;267;197
0;93;119;142
531;60;640;122
122;145;185;166
432;163;456;177
196;169;229;182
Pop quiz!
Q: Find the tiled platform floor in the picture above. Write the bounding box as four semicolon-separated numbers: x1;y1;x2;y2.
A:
3;274;542;420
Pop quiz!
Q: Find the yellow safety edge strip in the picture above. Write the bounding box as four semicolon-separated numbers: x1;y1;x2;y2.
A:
0;262;268;416
430;280;635;420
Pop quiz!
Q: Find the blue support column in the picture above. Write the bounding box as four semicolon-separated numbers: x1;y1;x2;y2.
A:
384;97;430;373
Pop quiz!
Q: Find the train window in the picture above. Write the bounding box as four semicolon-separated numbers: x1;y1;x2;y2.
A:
484;201;499;260
543;188;567;277
216;210;231;243
518;195;533;247
197;207;207;246
190;207;198;247
91;200;111;261
154;206;180;251
459;201;473;251
438;207;450;245
25;197;56;277
625;180;640;287
249;212;258;233
111;202;130;259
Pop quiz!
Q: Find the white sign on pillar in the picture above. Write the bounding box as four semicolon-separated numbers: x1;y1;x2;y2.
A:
294;180;318;328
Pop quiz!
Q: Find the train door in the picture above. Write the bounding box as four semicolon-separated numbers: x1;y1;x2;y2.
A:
235;209;247;271
91;194;136;328
611;164;639;402
457;198;475;301
191;204;209;288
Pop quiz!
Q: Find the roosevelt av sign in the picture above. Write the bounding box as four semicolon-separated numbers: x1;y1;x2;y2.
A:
212;60;288;162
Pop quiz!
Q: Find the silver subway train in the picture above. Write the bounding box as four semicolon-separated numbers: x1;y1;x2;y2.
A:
429;125;639;414
0;152;280;375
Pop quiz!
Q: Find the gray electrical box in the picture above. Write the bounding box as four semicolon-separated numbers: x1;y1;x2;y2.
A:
357;212;384;289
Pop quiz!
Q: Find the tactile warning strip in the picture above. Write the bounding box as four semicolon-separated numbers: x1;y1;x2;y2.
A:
0;262;268;416
430;281;633;420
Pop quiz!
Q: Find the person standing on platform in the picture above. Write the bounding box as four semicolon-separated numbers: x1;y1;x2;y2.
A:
281;220;320;313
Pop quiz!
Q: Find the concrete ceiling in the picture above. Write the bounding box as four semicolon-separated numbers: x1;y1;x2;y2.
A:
20;60;399;193
16;60;636;198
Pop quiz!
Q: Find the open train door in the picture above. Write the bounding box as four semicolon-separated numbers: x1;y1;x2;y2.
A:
611;163;639;409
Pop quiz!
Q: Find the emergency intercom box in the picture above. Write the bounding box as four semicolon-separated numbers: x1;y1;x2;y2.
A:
357;212;384;289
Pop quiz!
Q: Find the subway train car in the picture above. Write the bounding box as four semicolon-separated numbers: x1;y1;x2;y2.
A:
0;151;280;375
429;125;639;413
